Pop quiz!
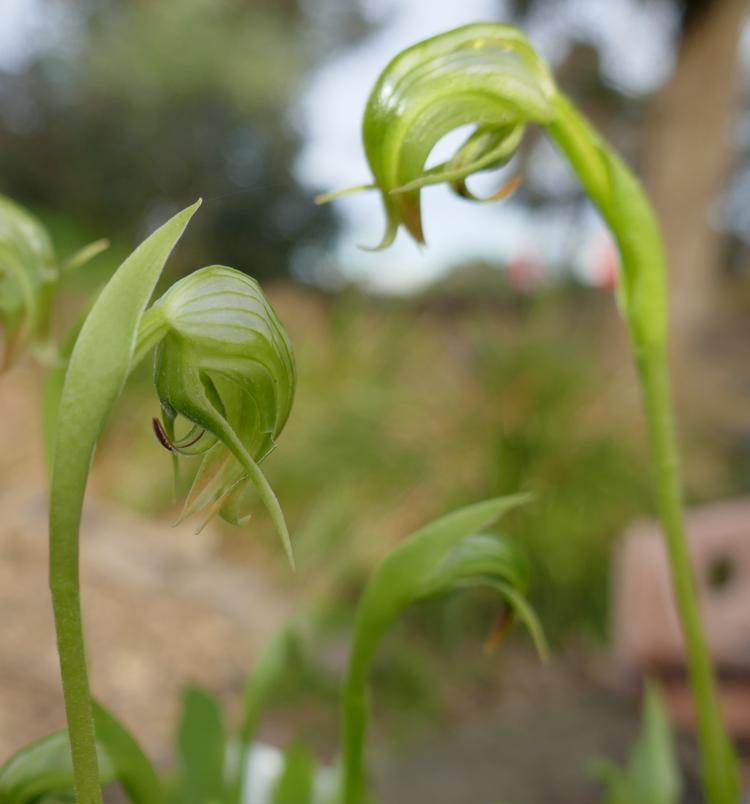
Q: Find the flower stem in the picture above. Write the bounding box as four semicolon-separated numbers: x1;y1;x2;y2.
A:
49;569;103;803
548;93;738;802
637;349;738;803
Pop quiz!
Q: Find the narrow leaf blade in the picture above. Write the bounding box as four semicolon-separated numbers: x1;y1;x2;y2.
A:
0;704;160;804
92;702;164;804
173;686;227;804
340;495;539;804
272;744;315;804
0;734;114;804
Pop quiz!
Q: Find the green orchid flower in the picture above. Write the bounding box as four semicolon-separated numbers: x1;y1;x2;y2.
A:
139;264;296;562
361;23;554;249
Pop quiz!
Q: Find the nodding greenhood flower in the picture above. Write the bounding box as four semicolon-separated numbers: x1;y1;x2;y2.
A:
0;194;58;369
138;264;296;563
319;22;667;353
317;23;556;250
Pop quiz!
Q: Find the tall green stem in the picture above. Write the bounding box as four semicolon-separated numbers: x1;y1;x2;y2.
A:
549;95;738;802
637;350;737;803
49;573;102;803
49;397;106;804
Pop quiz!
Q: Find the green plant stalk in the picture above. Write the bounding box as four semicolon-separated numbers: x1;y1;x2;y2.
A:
636;350;734;803
49;202;200;804
49;572;100;804
548;96;737;802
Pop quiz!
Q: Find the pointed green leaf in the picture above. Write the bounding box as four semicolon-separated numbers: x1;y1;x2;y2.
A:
0;733;115;804
0;702;163;804
173;687;227;804
272;744;315;804
340;495;541;803
226;627;303;804
92;702;164;804
592;683;682;804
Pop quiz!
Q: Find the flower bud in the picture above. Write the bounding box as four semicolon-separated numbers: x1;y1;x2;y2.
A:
142;264;296;560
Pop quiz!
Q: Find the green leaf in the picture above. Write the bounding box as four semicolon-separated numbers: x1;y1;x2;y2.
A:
0;733;115;804
92;702;164;804
172;686;227;804
62;238;109;274
340;495;543;803
239;628;300;747
592;683;682;804
50;199;201;499
41;305;92;474
272;744;315;804
0;702;163;804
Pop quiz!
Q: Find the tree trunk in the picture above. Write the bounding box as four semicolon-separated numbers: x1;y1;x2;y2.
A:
644;0;747;486
649;0;746;334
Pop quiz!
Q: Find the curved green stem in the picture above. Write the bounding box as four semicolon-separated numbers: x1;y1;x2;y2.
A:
48;202;200;803
44;309;171;803
49;576;102;803
548;95;738;803
340;665;368;804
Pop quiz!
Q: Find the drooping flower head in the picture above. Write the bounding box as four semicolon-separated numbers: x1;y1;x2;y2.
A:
140;264;296;561
320;22;667;351
319;24;557;250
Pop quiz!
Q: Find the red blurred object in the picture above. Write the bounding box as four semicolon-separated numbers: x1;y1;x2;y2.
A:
591;237;619;291
505;252;544;294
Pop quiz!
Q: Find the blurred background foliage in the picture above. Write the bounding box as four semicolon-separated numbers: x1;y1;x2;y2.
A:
0;0;334;280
